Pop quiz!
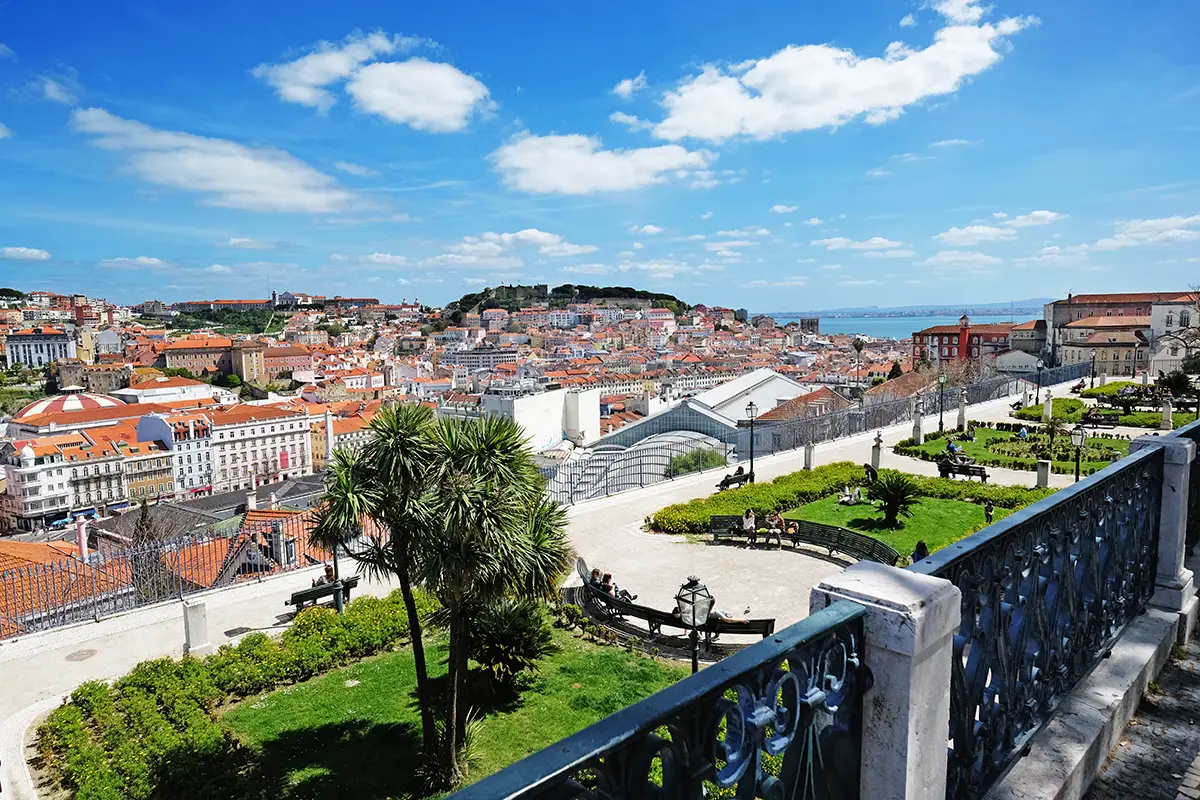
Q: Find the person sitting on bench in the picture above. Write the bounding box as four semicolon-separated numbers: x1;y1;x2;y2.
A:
587;568;603;589
734;465;745;476
709;608;750;624
601;571;637;602
910;540;930;563
764;511;784;547
312;564;335;587
742;509;757;545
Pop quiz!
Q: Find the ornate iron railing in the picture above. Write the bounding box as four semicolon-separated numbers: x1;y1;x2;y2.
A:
1171;418;1200;555
910;445;1165;800
450;600;870;800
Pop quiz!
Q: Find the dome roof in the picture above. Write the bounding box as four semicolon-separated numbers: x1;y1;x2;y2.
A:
13;392;124;420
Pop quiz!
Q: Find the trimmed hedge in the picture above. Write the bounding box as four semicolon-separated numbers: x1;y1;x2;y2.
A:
36;589;438;800
1080;381;1138;399
1014;397;1087;422
647;461;1051;535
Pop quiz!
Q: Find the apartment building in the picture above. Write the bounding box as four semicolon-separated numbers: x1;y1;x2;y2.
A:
137;413;213;498
911;316;1015;367
0;436;75;531
209;406;312;493
162;337;233;373
7;326;77;367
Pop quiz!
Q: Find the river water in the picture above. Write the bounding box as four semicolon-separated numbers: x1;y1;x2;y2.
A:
767;314;1031;340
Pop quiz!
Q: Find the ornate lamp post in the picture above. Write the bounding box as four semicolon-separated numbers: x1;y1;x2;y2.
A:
938;374;947;433
1035;358;1045;404
745;401;758;482
1070;424;1086;483
1090;352;1097;389
853;338;865;393
675;576;715;674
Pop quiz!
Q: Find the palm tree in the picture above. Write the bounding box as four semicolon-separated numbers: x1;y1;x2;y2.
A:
420;415;571;785
310;404;440;759
1043;417;1066;457
869;470;921;527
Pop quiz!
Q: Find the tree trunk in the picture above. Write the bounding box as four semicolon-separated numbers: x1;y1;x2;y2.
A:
397;563;437;757
442;606;464;785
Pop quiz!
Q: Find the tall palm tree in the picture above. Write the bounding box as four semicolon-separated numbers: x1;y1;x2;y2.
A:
420;414;571;785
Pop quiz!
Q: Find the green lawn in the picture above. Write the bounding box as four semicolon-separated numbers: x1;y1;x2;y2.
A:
782;494;1011;557
901;428;1128;474
222;631;685;799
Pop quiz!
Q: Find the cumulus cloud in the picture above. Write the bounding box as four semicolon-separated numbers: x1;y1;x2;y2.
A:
770;204;798;214
1;246;50;261
1002;210;1064;227
804;217;824;226
0;122;10;139
1015;245;1089;266
217;237;281;250
899;14;917;27
931;138;974;147
334;161;380;177
718;227;770;237
923;250;1002;268
71;108;358;213
362;253;409;266
207;264;233;274
812;236;902;250
700;211;713;220
40;76;78;104
610;111;655;130
252;31;417;110
651;3;1035;142
629;224;663;235
863;249;916;258
491;132;710;194
865;168;890;178
934;224;1016;246
101;256;168;268
1093;215;1200;250
612;71;648;98
422;228;596;268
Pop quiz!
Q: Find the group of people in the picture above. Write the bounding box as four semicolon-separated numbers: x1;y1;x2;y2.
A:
740;509;796;547
587;568;637;602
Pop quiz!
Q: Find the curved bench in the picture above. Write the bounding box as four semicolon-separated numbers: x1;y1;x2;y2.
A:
709;517;900;566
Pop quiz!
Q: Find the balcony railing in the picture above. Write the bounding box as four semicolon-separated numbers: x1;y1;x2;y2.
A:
451;600;870;800
909;445;1165;800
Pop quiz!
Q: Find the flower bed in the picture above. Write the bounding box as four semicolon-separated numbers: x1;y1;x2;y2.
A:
1079;381;1139;399
893;426;1129;476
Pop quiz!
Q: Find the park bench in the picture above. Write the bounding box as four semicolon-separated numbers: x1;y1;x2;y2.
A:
716;470;754;491
1081;413;1118;430
710;515;747;541
285;574;361;610
709;516;900;566
581;581;775;648
937;461;989;482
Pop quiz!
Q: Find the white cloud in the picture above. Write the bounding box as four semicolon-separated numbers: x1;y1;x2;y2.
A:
419;253;523;269
1;246;50;261
704;239;758;252
217;237;278;250
819;264;843;271
612;71;648;99
900;14;917;27
0;44;14;59
745;276;807;288
541;242;599;256
718;227;770;237
346;59;491;132
329;253;350;261
629;224;663;235
463;277;488;286
1002;210;1064;227
992;211;1008;219
334;160;380;177
1093;215;1200;250
492;132;710;194
562;263;611;275
770;204;798;214
812;236;902;250
803;217;824;226
610;111;654;130
700;211;713;220
931;138;974;147
934;224;1016;246
617;257;718;279
362;252;409;266
71;108;357;213
863;249;916;258
100;256;168;269
840;278;883;286
652;6;1035;142
1015;244;1089;266
41;77;77;105
923;249;1002;268
430;228;596;267
865;168;890;178
0;122;10;139
252;31;417;111
207;264;233;274
632;242;644;249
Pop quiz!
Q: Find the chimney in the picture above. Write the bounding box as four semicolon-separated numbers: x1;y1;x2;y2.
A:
75;516;89;562
246;492;257;511
268;491;278;511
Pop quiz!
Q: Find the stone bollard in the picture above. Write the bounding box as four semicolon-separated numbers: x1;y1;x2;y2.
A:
1142;371;1149;386
183;600;212;657
1163;399;1175;431
872;431;883;470
1022;389;1031;408
1036;459;1051;488
1042;389;1053;423
803;441;815;470
912;399;924;445
812;562;961;800
1098;372;1107;386
957;389;968;431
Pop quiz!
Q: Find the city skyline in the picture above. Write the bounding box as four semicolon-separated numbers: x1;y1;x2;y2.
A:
1;0;1199;307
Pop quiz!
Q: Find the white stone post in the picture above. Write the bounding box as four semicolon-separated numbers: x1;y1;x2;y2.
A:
1022;388;1031;408
912;399;924;445
1098;372;1107;386
1036;459;1051;488
811;562;961;800
803;442;815;471
1143;371;1149;386
1041;389;1053;423
957;389;968;431
1162;399;1175;431
1130;435;1199;643
872;431;883;470
183;600;212;657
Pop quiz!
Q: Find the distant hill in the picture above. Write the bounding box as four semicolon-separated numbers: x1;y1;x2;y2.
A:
444;284;689;319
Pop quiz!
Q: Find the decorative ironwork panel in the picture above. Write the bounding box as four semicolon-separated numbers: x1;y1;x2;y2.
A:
910;446;1164;800
449;600;870;800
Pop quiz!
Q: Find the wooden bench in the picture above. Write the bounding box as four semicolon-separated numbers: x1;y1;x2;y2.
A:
710;515;748;541
580;582;775;648
1081;413;1118;430
716;471;754;491
710;516;900;566
937;461;989;482
285;574;361;610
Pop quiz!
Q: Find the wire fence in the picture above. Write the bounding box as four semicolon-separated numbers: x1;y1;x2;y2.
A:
0;512;371;640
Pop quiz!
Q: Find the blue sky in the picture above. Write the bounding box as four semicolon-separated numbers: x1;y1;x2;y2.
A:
1;0;1198;310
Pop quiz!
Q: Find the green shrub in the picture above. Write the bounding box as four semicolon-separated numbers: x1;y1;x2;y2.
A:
467;598;557;688
1080;381;1138;399
1014;397;1086;422
664;448;726;478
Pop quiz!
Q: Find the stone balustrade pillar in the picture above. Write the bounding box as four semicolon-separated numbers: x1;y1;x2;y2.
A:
957;389;968;431
912;399;924;445
872;431;883;470
1131;435;1198;642
1099;372;1107;386
1162;399;1175;431
803;441;815;471
811;562;961;800
1036;459;1051;488
183;600;212;657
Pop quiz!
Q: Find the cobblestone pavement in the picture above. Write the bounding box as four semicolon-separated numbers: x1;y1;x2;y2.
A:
1086;627;1200;800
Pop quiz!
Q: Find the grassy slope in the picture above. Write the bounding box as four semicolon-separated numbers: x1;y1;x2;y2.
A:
222;632;685;799
908;428;1128;472
782;494;1011;556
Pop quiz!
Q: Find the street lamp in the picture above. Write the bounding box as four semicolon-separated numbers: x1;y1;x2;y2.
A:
1090;352;1097;389
745;401;758;482
1035;359;1045;404
675;576;715;674
938;374;947;433
1070;424;1086;483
